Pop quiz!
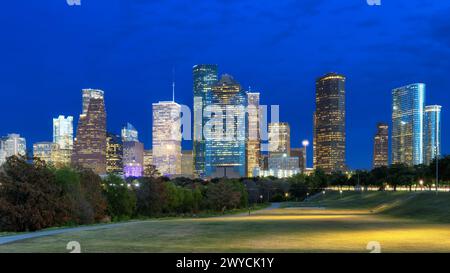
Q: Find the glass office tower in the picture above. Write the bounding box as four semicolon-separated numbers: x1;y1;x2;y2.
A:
193;64;218;178
313;73;346;173
392;83;425;166
204;74;247;178
424;105;441;165
121;123;139;142
246;92;261;177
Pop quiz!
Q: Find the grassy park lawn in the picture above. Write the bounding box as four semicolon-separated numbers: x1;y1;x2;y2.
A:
1;192;449;253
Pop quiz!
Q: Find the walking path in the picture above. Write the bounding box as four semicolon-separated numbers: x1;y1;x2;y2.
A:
0;222;139;245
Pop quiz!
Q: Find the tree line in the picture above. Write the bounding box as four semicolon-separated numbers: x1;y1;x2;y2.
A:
0;156;248;232
1;155;449;232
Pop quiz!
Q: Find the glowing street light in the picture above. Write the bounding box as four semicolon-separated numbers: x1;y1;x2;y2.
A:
302;139;309;171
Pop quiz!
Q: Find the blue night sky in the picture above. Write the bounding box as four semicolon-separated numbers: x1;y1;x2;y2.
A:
1;0;449;170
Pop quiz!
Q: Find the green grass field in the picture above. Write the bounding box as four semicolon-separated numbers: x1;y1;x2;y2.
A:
1;191;449;253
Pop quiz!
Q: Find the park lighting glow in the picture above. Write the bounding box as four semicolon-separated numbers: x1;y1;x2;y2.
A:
419;180;424;186
302;140;309;147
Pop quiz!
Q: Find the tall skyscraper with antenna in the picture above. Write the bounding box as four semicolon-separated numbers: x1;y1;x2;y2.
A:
152;79;182;176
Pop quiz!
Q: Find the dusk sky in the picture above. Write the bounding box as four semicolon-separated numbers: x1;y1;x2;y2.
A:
1;0;449;170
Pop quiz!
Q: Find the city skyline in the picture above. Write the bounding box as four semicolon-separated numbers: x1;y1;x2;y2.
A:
1;1;449;170
1;73;444;173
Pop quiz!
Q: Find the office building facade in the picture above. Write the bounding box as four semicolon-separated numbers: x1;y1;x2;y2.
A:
246;92;261;177
373;123;389;168
314;73;346;173
106;133;123;175
193;64;218;178
391;83;425;166
152;101;182;176
72;89;107;174
204;74;247;178
424;105;442;165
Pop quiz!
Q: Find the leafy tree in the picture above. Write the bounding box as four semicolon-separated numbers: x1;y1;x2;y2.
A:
102;175;136;220
0;157;69;232
205;180;242;212
78;169;108;223
135;177;167;217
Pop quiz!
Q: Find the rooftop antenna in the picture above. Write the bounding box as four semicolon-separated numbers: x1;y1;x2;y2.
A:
172;67;175;102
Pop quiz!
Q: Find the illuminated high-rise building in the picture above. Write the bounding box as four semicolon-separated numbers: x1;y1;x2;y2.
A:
0;134;27;165
313;73;346;173
392;83;425;166
123;141;144;178
72;89;107;174
152;101;182;176
120;123;144;178
205;74;247;177
53;115;74;167
193;64;218;178
424;105;442;165
0;147;6;166
82;88;104;114
373;123;389;168
121;123;139;142
106;133;123;175
246;92;261;177
33;142;59;165
268;122;290;157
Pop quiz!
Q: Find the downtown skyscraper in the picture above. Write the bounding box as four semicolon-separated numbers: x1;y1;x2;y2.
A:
106;133;123;175
0;134;27;165
53;115;74;167
152;101;182;176
193;64;218;178
268;122;291;157
373;123;389;168
72;89;107;174
424;105;442;165
246;92;261;177
313;73;346;173
392;83;425;166
204;74;247;178
122;123;144;178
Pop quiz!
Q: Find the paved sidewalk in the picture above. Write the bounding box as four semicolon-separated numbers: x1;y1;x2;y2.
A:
0;222;138;245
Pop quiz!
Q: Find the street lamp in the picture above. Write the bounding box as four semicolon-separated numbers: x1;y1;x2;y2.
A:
302;139;309;172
